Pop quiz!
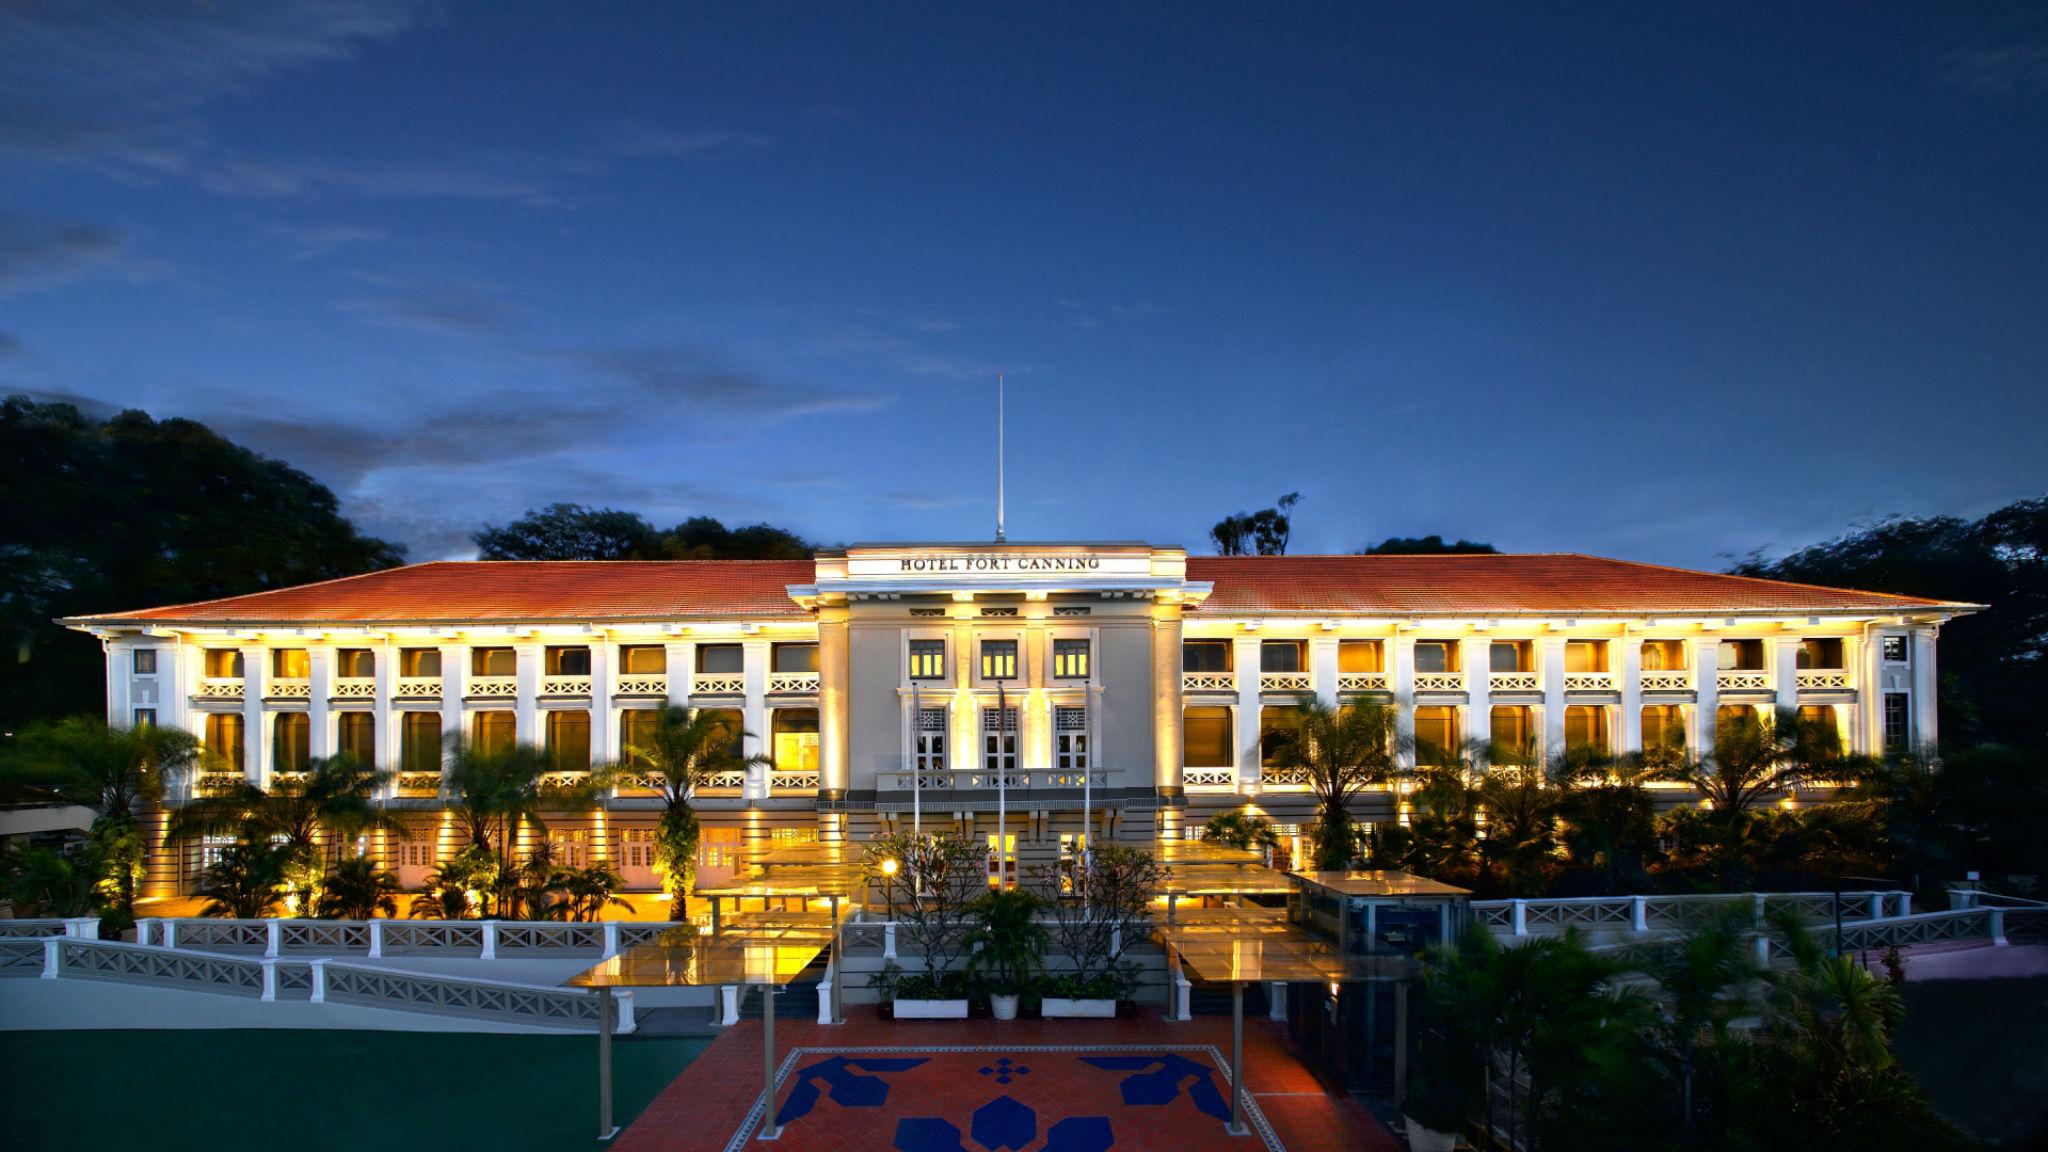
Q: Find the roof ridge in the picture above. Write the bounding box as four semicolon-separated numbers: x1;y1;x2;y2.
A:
1552;552;1979;609
70;560;444;621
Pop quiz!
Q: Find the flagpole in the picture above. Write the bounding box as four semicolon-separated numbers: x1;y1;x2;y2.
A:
911;682;922;838
995;372;1005;544
996;681;1008;888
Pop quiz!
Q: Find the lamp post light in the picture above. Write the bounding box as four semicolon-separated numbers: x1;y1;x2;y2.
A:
881;857;898;922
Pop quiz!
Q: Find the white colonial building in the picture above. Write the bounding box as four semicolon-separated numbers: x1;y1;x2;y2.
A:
63;542;1973;896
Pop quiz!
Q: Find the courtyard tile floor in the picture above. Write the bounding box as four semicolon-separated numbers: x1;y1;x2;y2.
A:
615;1011;1399;1152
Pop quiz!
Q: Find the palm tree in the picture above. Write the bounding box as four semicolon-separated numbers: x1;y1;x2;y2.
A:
1661;707;1848;817
443;737;597;916
317;855;402;918
0;845;98;917
616;706;765;900
1263;698;1404;869
555;863;636;922
0;717;202;924
1631;903;1761;1134
1200;809;1280;853
1472;739;1558;897
1550;745;1663;892
167;754;399;912
195;840;287;919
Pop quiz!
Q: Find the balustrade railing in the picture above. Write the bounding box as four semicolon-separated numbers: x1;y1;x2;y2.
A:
1490;671;1540;692
1475;890;1916;938
540;674;592;696
1183;768;1237;789
1260;671;1313;692
614;673;667;697
697;770;746;792
193;677;244;701
1796;669;1852;690
394;676;441;699
267;678;311;699
1718;669;1772;691
693;674;745;695
1411;671;1465;693
1260;766;1312;787
1337;671;1389;692
877;766;1111;793
769;770;821;792
467;675;517;698
396;772;443;798
1182;672;1237;692
193;771;246;797
1639;670;1691;692
0;939;46;976
768;672;820;694
332;677;375;699
1562;672;1614;692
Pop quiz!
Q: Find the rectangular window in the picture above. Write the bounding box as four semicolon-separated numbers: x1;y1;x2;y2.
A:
1641;705;1686;751
1489;705;1533;750
771;643;819;673
1182;639;1232;673
1639;640;1686;672
1052;638;1091;680
698;708;744;759
1414;706;1460;765
1413;641;1457;674
204;649;244;678
1718;640;1764;671
1055;705;1089;771
132;708;156;728
1796;705;1840;753
1883;693;1910;750
620;708;661;755
1183;706;1233;768
1490;641;1532;673
206;712;245;767
336;648;375;678
908;639;947;680
696;643;744;674
399;648;441;678
272;648;310;679
1797;638;1845;670
980;640;1019;680
401;712;443;773
1338;640;1383;673
1563;705;1608;753
1881;636;1909;664
982;706;1018;775
1564;641;1608;674
914;707;948;776
547;830;588;869
398;839;437;870
772;709;820;773
132;648;157;675
338;712;375;764
472;647;516;677
545;646;591;675
546;710;591;770
1260;640;1306;673
273;713;310;772
618;645;666;675
620;827;658;870
1260;704;1303;768
473;710;515;755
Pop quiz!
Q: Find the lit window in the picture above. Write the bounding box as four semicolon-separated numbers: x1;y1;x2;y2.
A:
1053;639;1090;680
1718;640;1764;671
1490;642;1531;673
1183;707;1233;768
471;647;516;677
1881;636;1908;664
401;712;442;772
1260;705;1302;768
473;710;515;754
338;712;375;764
206;712;245;766
980;640;1019;680
399;648;441;678
696;644;743;674
1260;640;1306;673
204;649;244;678
273;713;310;772
132;708;156;728
1563;705;1608;753
1641;705;1686;751
272;649;310;679
336;648;375;678
619;645;666;675
620;708;661;753
546;710;591;770
1183;640;1232;672
1489;705;1533;749
1413;642;1457;674
908;639;946;680
1338;640;1382;673
546;646;592;675
1414;706;1460;765
1564;642;1608;674
132;649;157;675
1639;640;1686;672
772;643;819;673
1797;639;1844;670
772;709;820;774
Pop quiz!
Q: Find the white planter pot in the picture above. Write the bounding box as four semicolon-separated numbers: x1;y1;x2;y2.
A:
1042;997;1117;1018
1403;1118;1458;1152
892;998;970;1019
991;993;1020;1021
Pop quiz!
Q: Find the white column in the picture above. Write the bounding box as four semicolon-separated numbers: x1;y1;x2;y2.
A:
439;643;467;757
590;640;615;765
1461;637;1491;752
664;640;693;709
1772;635;1802;717
1310;636;1339;707
241;644;269;788
161;638;193;738
1911;628;1939;752
1618;636;1643;753
308;644;335;759
1390;634;1417;767
1233;635;1262;785
106;640;129;726
1540;635;1567;757
1691;636;1720;759
742;638;771;800
372;638;397;778
514;642;542;747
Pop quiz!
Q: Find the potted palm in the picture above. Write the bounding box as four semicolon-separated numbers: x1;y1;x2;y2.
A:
965;886;1046;1021
1401;1068;1466;1152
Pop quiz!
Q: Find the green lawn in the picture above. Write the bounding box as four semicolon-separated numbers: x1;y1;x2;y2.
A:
1898;978;2048;1147
0;1029;705;1152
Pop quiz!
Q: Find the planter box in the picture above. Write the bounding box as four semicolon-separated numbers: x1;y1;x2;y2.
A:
1042;997;1117;1018
1402;1120;1458;1152
892;998;970;1019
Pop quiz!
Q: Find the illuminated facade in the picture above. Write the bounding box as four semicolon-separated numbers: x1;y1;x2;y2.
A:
64;542;1972;895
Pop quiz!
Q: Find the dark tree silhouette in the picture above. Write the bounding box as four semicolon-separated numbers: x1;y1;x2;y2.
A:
1210;492;1301;555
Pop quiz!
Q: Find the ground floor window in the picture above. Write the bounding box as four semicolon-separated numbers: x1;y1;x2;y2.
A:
338;711;375;765
400;712;442;773
698;826;743;878
547;829;589;869
397;838;436;870
1414;706;1460;766
1641;705;1686;752
1184;706;1233;768
1564;705;1609;755
1884;692;1910;751
545;709;591;771
772;709;821;774
620;827;658;870
205;712;245;770
473;710;515;755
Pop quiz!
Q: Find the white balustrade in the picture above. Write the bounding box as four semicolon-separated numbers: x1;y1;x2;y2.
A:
193;677;244;701
1260;671;1313;692
393;676;441;699
1182;672;1237;692
1563;672;1614;692
1718;669;1772;691
1639;670;1691;692
693;674;745;695
331;677;375;699
540;674;592;696
1182;768;1237;789
1490;671;1540;692
768;672;821;694
1411;671;1465;693
468;675;517;698
614;673;668;697
1796;669;1851;690
1336;672;1388;692
267;678;311;699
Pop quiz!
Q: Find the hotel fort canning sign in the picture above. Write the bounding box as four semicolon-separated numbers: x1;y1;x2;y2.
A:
843;548;1159;582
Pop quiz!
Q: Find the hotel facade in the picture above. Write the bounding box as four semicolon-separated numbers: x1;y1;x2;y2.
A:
63;542;1971;898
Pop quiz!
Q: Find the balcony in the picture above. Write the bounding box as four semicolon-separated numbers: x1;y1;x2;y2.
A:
1562;672;1614;693
1639;670;1691;692
538;770;592;793
1260;671;1313;693
1411;671;1465;693
1183;671;1237;693
192;677;244;702
1337;671;1389;692
614;673;668;697
266;677;311;700
467;675;517;699
331;677;374;700
1183;767;1238;790
395;772;442;799
192;771;245;797
692;673;745;696
767;672;821;694
1718;669;1772;692
1490;671;1540;692
539;674;591;697
394;676;441;700
1796;669;1851;690
769;769;821;793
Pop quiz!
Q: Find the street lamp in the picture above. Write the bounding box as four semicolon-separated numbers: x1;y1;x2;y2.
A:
881;857;898;921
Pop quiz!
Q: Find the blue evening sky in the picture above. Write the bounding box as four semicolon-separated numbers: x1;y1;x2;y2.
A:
4;3;2044;564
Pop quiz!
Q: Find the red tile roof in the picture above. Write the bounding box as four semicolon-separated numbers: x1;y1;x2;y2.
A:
71;560;817;625
64;553;1971;627
1183;554;1971;616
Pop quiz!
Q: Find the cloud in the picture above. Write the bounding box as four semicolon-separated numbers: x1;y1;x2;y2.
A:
607;126;773;159
0;332;23;361
257;222;386;260
195;155;567;206
340;282;521;334
1934;43;2048;95
534;345;895;419
0;212;127;295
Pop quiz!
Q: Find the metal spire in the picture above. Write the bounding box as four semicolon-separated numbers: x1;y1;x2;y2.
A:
995;372;1006;542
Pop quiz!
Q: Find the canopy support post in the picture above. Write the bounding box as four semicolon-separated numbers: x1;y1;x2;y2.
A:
597;987;619;1141
759;985;782;1141
1229;981;1248;1137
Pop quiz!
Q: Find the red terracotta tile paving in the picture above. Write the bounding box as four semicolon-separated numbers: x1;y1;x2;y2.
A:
614;1009;1400;1152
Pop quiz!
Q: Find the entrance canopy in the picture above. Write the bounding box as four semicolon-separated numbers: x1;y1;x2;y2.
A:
568;923;831;989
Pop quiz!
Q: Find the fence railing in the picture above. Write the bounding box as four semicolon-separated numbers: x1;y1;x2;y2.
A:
0;917;99;940
139;917;689;960
1473;891;1914;937
26;938;633;1030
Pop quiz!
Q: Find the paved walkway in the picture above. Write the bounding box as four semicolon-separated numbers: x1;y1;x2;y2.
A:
615;1009;1400;1152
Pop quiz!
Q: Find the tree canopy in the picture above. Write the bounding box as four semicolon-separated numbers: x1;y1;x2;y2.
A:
473;503;812;561
0;396;405;728
1359;534;1499;555
1209;492;1300;555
